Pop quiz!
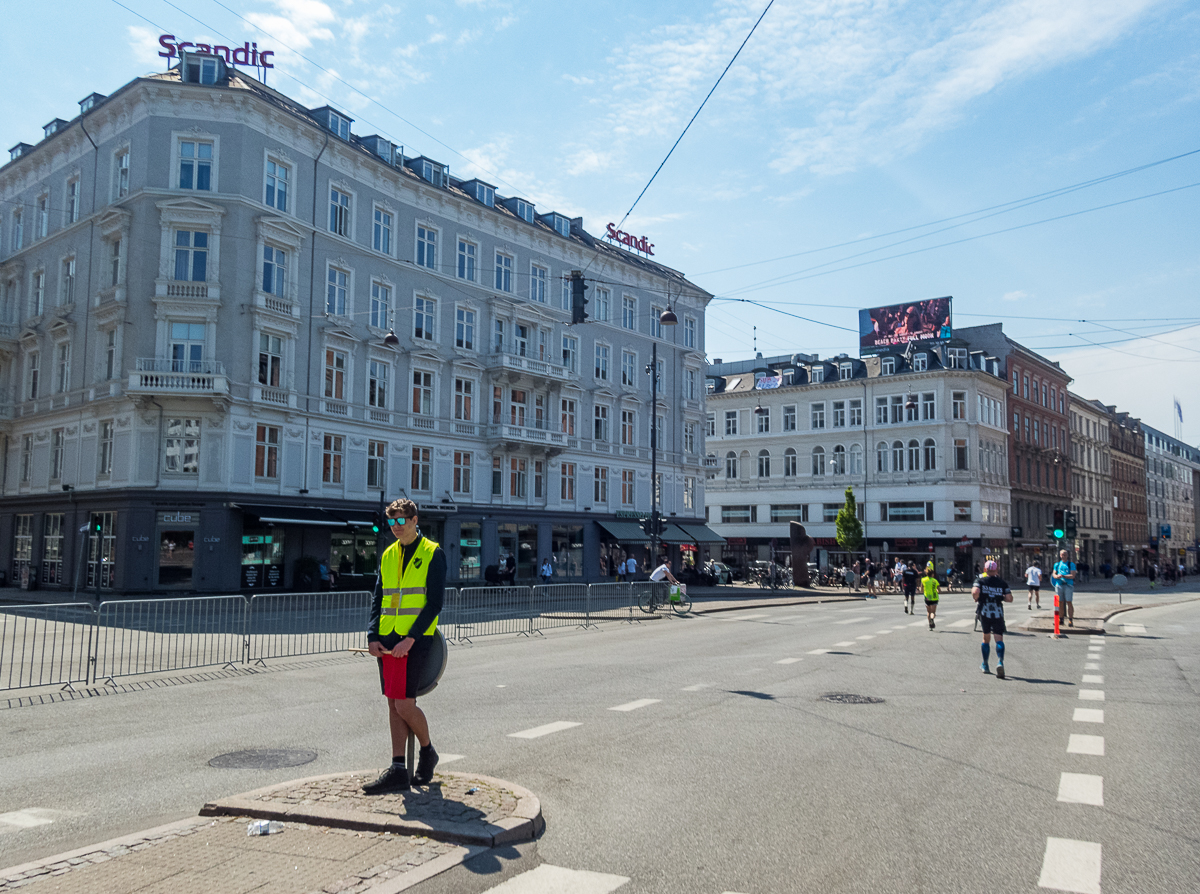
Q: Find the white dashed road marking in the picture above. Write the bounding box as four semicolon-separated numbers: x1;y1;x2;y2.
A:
0;809;78;833
806;648;831;655
875;630;893;635
717;613;770;623
1073;708;1104;724
508;721;582;739
834;641;855;647
775;657;803;664
609;699;661;712
438;754;465;765
856;635;875;640
479;864;630;893
1057;773;1104;806
1085;662;1101;670
1079;690;1105;701
1082;675;1103;684
835;617;869;625
949;619;975;628
681;684;710;691
1038;837;1101;894
1067;734;1105;756
1121;623;1147;634
908;621;929;627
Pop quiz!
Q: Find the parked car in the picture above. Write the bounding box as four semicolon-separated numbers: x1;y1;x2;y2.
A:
706;561;735;584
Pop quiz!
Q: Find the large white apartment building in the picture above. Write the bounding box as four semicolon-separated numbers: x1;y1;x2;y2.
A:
704;344;1012;575
0;53;714;594
1068;394;1114;569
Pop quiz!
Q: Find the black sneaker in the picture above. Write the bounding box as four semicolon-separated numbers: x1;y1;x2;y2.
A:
362;765;409;795
412;745;439;786
929;619;934;630
996;664;1005;680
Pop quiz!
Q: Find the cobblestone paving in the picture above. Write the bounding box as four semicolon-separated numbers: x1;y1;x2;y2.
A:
0;815;454;894
251;773;518;828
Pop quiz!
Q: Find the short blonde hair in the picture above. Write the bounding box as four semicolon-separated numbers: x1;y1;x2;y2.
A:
387;498;417;518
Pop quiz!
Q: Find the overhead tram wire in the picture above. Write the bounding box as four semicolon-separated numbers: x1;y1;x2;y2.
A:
581;0;775;279
719;180;1200;296
695;147;1200;278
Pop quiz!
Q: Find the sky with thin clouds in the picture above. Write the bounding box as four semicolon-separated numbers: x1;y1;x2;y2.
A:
2;0;1198;439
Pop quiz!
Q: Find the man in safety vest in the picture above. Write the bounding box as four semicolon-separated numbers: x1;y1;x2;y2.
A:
362;499;444;794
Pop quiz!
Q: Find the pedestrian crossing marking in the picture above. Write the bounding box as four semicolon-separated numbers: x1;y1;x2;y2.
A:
479;863;630;892
1038;837;1101;894
609;698;660;712
908;621;929;627
1079;690;1105;701
1057;773;1103;806
1067;734;1104;756
948;619;974;628
1073;708;1103;723
1085;662;1101;670
1082;675;1103;684
508;721;582;739
1121;622;1147;634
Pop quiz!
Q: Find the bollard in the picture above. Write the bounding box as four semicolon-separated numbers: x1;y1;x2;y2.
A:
1052;590;1061;638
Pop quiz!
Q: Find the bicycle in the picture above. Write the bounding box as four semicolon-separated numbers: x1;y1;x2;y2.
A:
638;583;692;616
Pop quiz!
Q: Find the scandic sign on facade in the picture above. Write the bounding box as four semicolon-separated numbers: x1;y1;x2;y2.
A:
605;224;654;256
158;34;275;68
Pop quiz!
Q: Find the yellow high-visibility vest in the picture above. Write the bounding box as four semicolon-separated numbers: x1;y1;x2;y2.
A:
377;536;440;636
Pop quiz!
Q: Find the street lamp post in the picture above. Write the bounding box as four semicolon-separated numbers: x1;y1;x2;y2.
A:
647;304;677;569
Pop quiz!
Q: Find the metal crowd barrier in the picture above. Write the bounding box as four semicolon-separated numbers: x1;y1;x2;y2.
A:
93;595;247;685
0;603;96;692
1;582;651;692
248;590;373;663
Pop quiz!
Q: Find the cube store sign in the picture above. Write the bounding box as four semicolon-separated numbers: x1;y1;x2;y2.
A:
158;34;276;68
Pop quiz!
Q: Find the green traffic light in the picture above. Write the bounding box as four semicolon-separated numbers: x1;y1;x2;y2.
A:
1053;528;1065;539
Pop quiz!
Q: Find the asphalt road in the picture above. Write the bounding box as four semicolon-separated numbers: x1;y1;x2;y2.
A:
2;585;1198;893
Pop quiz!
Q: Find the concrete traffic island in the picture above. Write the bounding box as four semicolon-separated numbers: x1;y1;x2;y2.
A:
201;770;544;847
1;772;542;894
1017;602;1142;634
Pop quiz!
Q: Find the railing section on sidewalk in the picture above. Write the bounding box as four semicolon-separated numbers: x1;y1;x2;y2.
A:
1;583;664;692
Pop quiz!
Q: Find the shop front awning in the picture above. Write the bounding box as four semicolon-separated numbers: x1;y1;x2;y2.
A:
236;504;348;527
659;524;692;545
674;523;726;544
596;520;650;542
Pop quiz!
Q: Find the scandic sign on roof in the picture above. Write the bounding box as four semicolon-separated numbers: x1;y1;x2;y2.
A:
605;224;654;256
158;34;275;68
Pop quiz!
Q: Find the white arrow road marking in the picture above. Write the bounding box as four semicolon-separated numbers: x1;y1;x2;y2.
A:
508;721;582;739
1038;838;1101;894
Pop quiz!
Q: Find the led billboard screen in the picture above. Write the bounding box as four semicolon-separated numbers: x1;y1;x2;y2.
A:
859;297;952;355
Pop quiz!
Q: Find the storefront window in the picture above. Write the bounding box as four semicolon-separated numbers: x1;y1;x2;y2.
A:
241;530;284;589
87;512;117;590
158;529;195;586
550;525;583;580
331;531;380;582
518;524;538;582
459;522;481;580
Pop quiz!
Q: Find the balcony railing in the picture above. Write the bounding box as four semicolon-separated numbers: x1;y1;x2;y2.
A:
128;358;228;395
486;348;575;381
488;419;568;447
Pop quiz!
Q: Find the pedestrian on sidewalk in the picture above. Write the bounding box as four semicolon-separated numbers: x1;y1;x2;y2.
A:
540;557;553;584
363;499;443;795
902;562;918;614
973;560;1013;679
1025;562;1042;610
921;567;940;629
1051;549;1076;628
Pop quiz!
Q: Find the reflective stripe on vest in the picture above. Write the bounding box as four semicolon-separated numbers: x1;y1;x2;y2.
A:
377;537;440;636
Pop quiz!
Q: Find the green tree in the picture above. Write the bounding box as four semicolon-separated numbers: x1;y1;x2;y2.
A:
836;487;865;555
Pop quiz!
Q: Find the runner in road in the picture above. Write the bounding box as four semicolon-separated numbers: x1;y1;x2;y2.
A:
1025;562;1043;610
901;562;918;614
972;560;1013;679
921;566;940;629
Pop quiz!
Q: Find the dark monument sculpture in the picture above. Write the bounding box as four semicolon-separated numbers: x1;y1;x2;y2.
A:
790;521;815;587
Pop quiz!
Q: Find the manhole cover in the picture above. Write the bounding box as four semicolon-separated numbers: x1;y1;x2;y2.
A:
208;748;318;769
819;693;885;705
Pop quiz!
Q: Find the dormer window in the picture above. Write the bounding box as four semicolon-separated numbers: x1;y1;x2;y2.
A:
946;348;967;369
839;362;853;380
420;160;447;186
540;213;571;238
912;353;927;372
183;53;223;85
881;357;896;375
79;93;106;114
516;200;534;223
475;183;494;206
783;368;794;385
327;111;351;139
9;143;33;162
43;119;68;139
706;380;716;393
811;366;824;384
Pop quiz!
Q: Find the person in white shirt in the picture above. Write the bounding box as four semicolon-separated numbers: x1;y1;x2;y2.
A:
1025;564;1042;610
649;559;685;595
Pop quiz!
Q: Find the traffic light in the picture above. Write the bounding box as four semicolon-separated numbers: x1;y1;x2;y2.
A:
1045;524;1056;542
372;514;381;534
1052;508;1065;541
1064;510;1077;539
570;270;589;324
641;514;664;537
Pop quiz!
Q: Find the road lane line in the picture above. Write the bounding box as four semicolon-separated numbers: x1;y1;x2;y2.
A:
717;613;770;622
1038;838;1101;894
908;621;929;627
856;635;875;640
609;698;661;712
1073;708;1103;723
508;721;582;739
438;754;465;765
1082;675;1103;684
949;619;974;628
0;809;57;830
834;641;855;647
806;648;831;655
775;657;803;664
1057;773;1103;806
681;684;710;691
835;617;869;625
1122;623;1147;634
876;630;893;635
479;864;630;893
1067;734;1105;756
1079;690;1105;701
1085;662;1101;670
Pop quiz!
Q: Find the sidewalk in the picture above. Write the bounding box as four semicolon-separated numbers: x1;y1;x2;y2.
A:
0;771;541;894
